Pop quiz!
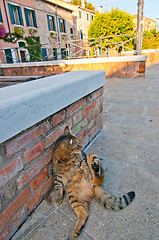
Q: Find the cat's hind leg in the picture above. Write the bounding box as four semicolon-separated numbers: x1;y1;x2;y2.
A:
71;201;88;238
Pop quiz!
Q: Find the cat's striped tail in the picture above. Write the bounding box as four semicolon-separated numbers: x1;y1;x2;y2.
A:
95;186;135;211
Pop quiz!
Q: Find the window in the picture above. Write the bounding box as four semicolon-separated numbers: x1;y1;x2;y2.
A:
80;30;83;39
8;3;23;25
41;48;48;60
59;18;66;33
52;48;57;60
0;8;3;23
91;15;94;21
4;49;13;64
79;11;82;18
70;27;73;35
61;48;68;59
24;8;37;27
47;15;56;31
87;14;89;21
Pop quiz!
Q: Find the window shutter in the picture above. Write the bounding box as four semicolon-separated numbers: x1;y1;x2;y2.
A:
53;16;56;31
59;18;62;32
18;6;24;26
24;8;29;26
0;9;3;23
32;10;37;28
8;3;14;24
63;19;66;33
47;14;51;31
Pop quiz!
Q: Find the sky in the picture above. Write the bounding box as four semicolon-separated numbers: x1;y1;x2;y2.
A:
67;0;159;21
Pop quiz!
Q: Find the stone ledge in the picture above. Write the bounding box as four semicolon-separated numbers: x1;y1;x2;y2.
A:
0;55;147;68
0;70;105;144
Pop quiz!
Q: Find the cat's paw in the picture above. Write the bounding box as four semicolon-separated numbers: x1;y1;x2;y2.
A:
72;230;79;238
53;197;62;206
92;161;100;173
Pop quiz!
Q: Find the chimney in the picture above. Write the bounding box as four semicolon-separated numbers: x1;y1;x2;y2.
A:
82;0;85;9
99;6;103;14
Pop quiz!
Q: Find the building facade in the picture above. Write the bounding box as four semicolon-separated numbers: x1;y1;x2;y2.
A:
133;15;156;32
0;0;95;64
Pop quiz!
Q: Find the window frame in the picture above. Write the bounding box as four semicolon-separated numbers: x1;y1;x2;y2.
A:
59;18;66;33
24;8;37;28
47;15;56;32
8;3;24;26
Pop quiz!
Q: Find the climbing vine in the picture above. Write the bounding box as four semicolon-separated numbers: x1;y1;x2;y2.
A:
25;36;41;61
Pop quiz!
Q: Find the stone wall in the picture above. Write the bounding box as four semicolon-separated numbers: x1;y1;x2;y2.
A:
0;71;105;239
0;55;147;78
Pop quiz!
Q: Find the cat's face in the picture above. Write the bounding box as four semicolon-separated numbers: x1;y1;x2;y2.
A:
54;126;82;158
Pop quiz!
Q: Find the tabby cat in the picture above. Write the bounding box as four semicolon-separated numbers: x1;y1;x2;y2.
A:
52;126;135;238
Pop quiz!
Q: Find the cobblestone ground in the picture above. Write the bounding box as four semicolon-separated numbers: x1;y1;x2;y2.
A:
13;64;159;240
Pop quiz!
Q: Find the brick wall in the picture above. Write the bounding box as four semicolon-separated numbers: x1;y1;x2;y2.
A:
0;87;103;239
0;55;147;78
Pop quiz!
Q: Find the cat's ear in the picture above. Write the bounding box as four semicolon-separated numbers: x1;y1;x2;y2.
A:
64;126;70;134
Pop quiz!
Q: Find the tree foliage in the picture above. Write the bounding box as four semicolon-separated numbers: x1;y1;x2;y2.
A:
70;0;95;11
88;8;134;38
88;8;134;52
142;30;159;49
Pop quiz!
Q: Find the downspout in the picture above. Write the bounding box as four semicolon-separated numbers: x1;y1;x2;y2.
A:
3;0;11;35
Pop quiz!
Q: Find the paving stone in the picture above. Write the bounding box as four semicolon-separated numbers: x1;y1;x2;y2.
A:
12;200;56;239
23;209;93;240
104;201;159;240
118;165;159;206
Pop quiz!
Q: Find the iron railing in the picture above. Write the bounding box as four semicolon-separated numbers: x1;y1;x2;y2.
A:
0;33;137;64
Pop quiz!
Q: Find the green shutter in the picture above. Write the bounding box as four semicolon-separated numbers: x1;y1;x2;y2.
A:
0;9;3;23
32;10;37;28
24;8;29;26
59;18;62;32
47;14;51;31
18;6;24;26
8;3;14;24
53;16;56;31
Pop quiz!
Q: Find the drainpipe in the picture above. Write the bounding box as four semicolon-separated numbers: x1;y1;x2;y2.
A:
3;0;11;35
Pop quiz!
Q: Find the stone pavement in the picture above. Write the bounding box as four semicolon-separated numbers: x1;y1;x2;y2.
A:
12;64;159;240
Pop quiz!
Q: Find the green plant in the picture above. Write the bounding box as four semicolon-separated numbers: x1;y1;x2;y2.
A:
29;28;37;36
50;32;57;38
88;8;134;51
14;26;25;38
25;36;41;61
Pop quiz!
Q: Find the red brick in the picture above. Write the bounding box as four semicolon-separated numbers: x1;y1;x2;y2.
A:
88;88;103;102
139;63;145;68
82;101;97;118
73;110;83;125
0;224;12;240
16;150;52;190
91;120;103;137
52;109;66;127
26;175;53;213
31;167;48;191
23;141;44;163
0;157;23;188
77;131;85;143
66;98;85;117
0;187;31;231
5;121;50;158
12;207;27;228
45;119;72;149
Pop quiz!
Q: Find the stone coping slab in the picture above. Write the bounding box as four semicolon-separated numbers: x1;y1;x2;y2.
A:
0;70;105;144
0;55;147;68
